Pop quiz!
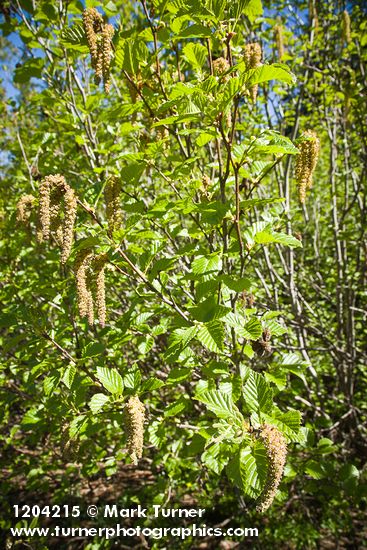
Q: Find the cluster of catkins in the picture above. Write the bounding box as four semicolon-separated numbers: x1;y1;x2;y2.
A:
124;396;145;465
256;424;288;512
295;130;320;203
104;176;122;233
82;8;114;93
74;250;108;327
38;174;77;263
244;43;262;102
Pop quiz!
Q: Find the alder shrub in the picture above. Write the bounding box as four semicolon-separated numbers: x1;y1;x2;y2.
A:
2;0;334;532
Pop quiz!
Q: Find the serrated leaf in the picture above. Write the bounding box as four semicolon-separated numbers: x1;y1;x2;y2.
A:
224;313;262;340
164;325;198;361
202;441;229;474
220;275;251;292
247;64;296;86
62;365;76;389
141;377;165;391
195;389;243;426
183;43;208;69
253;132;299;155
266;410;302;442
164;396;189;417
192;253;222;275
96;367;123;395
190;296;231;322
197;321;225;353
227;441;267;497
243;371;273;413
82;342;105;358
166;367;192;384
123;365;141;390
305;460;327;479
255;230;302;248
89;393;109;414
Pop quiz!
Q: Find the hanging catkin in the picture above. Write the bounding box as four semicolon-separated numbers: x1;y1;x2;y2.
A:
74;249;94;322
61;185;77;264
244;43;262;102
82;8;114;93
38;174;77;262
342;10;351;44
74;250;108;326
104;176;121;233
295;130;320;203
256;424;288;512
16;194;35;225
102;24;114;93
93;254;108;328
274;24;285;60
125;396;145;465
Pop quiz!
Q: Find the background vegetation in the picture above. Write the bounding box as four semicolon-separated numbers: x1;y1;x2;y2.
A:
0;0;366;548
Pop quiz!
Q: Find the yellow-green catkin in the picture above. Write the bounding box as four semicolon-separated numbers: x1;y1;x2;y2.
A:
102;23;114;93
213;57;230;81
38;175;77;262
342;10;351;44
199;174;212;201
308;0;318;28
16;194;35;226
61;184;77;264
93;253;108;327
104;176;121;233
82;8;103;65
244;43;262;102
82;8;114;93
295;130;320;203
74;249;94;323
256;424;288;513
274;24;285;60
125;396;145;465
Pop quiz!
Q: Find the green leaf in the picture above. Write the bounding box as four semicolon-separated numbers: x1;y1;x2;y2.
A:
123;365;141;390
192;253;222;275
164;326;198;361
183;43;208;69
166;367;192;384
197;321;225;353
243;371;273;413
202;441;230;474
231;0;263;22
82;342;105;358
247;64;296;86
190;296;231;322
164;396;189;417
96;367;123;395
253;132;299;155
177;24;213;38
227;441;267;497
89;393;109;414
305;460;327;480
141;377;165;391
14;58;44;83
195;389;243;426
62;365;76;389
224;313;262;340
61;24;88;51
254;230;302;248
220;275;251;292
